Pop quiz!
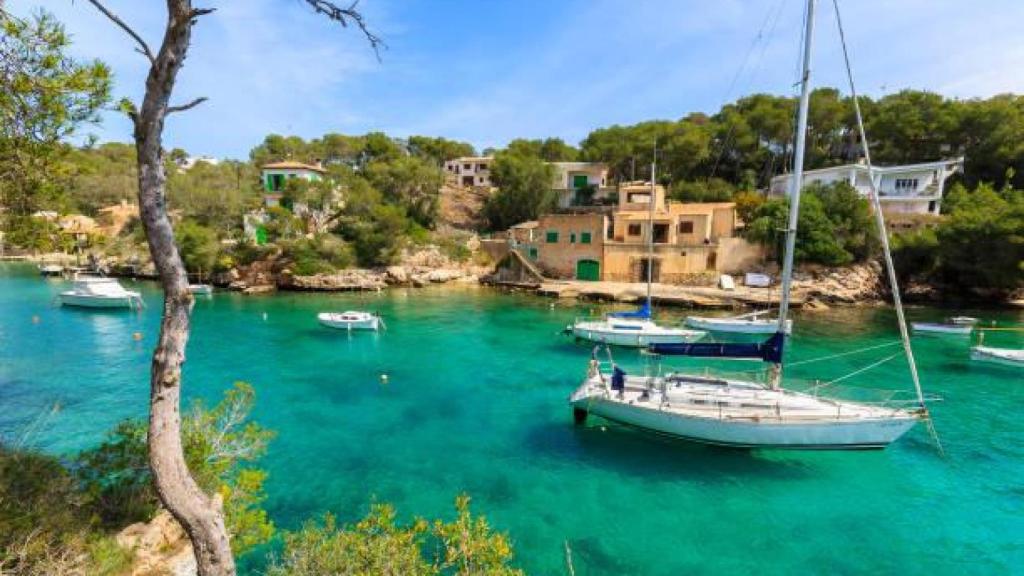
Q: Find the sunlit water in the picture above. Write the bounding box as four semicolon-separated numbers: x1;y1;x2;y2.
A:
2;263;1023;575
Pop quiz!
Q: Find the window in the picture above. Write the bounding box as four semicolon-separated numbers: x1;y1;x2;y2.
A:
463;163;472;170
580;232;592;244
546;231;559;243
478;177;485;183
894;178;919;191
528;247;538;260
478;163;488;171
627;192;651;204
572;174;589;189
628;223;642;236
678;221;694;234
570;232;576;244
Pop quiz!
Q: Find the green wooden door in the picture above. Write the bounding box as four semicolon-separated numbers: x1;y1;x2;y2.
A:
576;259;600;281
572;174;589;188
255;226;268;245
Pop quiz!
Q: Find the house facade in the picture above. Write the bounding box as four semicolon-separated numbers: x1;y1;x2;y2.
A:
768;157;964;215
513;182;763;282
444;156;494;188
550;162;613;208
261;160;327;209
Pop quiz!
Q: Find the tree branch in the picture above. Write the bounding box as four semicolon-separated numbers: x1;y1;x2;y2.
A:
85;0;156;65
167;97;208;114
302;0;385;59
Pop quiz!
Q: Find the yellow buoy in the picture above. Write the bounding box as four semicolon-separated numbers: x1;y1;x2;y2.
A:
132;332;143;341
380;373;389;384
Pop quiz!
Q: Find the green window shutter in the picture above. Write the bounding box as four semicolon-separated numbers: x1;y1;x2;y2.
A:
572;174;589;188
529;247;538;260
581;232;592;244
570;232;576;243
264;175;272;191
546;231;558;243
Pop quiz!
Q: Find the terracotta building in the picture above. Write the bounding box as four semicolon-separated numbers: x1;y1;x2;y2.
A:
513;181;762;282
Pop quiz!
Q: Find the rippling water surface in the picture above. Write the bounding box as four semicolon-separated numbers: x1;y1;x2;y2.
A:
1;263;1022;575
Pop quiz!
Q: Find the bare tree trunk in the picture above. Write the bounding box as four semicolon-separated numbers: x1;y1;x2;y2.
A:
88;2;380;574
127;1;234;574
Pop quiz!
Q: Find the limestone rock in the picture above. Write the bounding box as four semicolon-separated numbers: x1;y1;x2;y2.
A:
385;265;409;284
116;509;196;576
279;270;386;291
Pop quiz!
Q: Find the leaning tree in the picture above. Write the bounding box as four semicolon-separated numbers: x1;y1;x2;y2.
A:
84;1;380;574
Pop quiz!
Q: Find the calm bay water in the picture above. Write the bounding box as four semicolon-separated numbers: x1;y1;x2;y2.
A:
1;263;1023;575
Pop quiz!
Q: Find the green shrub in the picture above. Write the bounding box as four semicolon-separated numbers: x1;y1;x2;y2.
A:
281;234;354;275
268;495;523;576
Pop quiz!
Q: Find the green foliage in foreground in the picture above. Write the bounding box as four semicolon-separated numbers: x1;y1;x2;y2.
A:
268;495;523;576
281;233;355;275
75;382;276;554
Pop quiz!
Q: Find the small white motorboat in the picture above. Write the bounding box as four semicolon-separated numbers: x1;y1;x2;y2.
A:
38;264;64;277
950;316;979;326
189;284;214;295
911;322;972;336
59;275;143;309
970;346;1024;368
318;311;381;331
686;310;792;335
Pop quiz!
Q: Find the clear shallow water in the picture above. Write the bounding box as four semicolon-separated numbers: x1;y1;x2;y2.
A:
2;263;1023;575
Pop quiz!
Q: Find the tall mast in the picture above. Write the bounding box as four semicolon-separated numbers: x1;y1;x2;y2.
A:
777;0;816;338
646;144;656;309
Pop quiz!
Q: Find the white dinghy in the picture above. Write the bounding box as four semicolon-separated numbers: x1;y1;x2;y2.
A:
570;0;936;451
686;310;792;335
318;311;381;331
970;346;1024;368
59;275;143;309
911;322;972;336
189;284;214;295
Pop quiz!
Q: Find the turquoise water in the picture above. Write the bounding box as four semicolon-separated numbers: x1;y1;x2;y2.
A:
2;263;1023;575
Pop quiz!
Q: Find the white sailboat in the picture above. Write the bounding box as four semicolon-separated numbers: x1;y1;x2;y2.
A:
569;0;932;449
59;275;144;309
686;310;792;335
570;156;705;347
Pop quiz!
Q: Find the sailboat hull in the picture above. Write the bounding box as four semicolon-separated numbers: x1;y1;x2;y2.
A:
577;397;916;449
572;320;705;347
570;375;919;450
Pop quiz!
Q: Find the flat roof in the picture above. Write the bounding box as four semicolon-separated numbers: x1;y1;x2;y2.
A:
771;157;964;181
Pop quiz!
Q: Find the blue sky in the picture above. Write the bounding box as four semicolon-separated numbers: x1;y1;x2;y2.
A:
14;0;1024;159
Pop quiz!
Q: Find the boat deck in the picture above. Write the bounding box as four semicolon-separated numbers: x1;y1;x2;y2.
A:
576;374;914;423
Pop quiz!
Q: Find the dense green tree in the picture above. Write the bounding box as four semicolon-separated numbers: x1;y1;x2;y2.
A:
407;135;475;166
934;183;1024;293
0;8;111;245
484;153;556;230
174;219;220;276
669;178;735;203
364;155;444;228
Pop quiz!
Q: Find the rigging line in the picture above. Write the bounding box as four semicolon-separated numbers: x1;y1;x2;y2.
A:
831;0;924;408
832;0;943;458
708;0;788;181
786;340;901;366
823;351;902;386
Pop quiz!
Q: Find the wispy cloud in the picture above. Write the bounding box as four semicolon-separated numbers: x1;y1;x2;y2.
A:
12;0;1024;157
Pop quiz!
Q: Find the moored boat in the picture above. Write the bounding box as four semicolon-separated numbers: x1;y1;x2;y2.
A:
59;275;143;309
189;284;213;295
38;264;64;277
970;346;1024;368
911;322;972;336
686;310;792;335
571;314;705;347
318;311;381;331
569;0;935;451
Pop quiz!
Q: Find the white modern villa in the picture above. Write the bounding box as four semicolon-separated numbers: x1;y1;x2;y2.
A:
550;162;612;207
769;157;964;215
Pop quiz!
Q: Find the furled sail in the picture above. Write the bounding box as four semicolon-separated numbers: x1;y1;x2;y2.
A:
608;300;651;320
647;332;784;363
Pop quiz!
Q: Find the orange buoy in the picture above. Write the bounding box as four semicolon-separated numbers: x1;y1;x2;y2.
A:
132;332;143;341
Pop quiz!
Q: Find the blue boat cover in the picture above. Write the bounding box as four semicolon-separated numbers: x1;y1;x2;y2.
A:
608;300;651;320
647;331;785;364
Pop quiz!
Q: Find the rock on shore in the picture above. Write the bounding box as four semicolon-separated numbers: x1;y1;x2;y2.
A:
792;262;884;304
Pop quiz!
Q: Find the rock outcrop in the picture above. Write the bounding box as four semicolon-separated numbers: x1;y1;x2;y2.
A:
116;509;196;576
792;262;884;304
279;269;387;291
